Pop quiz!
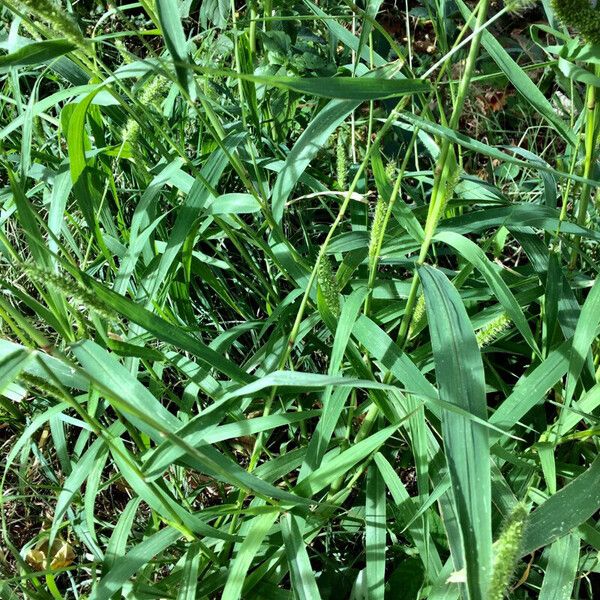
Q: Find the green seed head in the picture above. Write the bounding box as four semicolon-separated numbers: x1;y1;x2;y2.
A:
408;294;426;338
26;265;116;322
442;168;461;212
336;135;347;191
476;313;511;348
16;0;88;49
505;0;538;15
317;254;340;318
488;503;529;600
122;118;141;147
122;75;169;147
551;0;600;45
385;161;396;180
369;196;389;261
139;75;171;107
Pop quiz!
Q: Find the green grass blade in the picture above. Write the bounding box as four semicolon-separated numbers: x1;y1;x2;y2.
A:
176;542;203;600
434;230;539;356
564;277;600;404
419;264;492;600
521;456;600;555
294;424;398;498
538;534;579;600
222;511;279;600
281;513;322;600
90;526;181;600
365;464;386;600
155;0;190;93
0;39;77;71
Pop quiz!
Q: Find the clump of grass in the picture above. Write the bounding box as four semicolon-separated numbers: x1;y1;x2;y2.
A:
0;0;599;598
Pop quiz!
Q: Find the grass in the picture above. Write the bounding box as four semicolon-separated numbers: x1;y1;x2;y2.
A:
0;0;600;598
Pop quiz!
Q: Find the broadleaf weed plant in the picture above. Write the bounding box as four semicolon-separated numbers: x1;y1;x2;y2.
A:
0;0;600;598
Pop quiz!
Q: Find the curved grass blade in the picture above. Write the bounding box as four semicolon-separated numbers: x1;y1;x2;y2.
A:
434;230;539;356
90;526;181;600
102;497;142;575
0;39;77;71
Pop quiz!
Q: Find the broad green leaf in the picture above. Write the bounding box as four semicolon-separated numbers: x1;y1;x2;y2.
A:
156;0;191;93
419;264;492;600
0;39;77;71
521;455;600;555
66;88;102;183
538;534;579;600
0;349;32;395
208;193;261;214
564;277;600;404
239;73;430;100
365;464;386;600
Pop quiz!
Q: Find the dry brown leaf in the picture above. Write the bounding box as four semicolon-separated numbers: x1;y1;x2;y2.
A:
25;538;75;571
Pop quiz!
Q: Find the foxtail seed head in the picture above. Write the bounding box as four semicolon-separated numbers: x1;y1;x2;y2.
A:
369;196;388;261
505;0;538;15
26;265;116;322
441;168;461;213
385;161;396;180
476;313;511;348
122;75;169;147
16;0;88;49
336;135;347;191
317;255;340;318
408;294;426;339
551;0;600;45
488;503;528;600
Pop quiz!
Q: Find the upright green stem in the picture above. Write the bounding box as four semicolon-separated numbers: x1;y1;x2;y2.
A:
570;64;599;268
244;92;410;474
364;128;419;316
396;0;491;349
355;0;491;444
